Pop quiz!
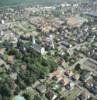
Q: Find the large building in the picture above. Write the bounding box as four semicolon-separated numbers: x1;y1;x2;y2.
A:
31;44;46;55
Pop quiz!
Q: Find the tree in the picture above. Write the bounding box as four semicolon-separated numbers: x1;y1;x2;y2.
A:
8;48;17;55
47;59;58;72
75;63;81;72
33;95;41;100
0;83;12;97
15;51;23;59
16;76;26;90
14;86;20;95
2;96;12;100
60;97;67;100
3;40;13;50
22;93;30;100
63;52;70;62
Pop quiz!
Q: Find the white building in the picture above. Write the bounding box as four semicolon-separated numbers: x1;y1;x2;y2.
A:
31;44;45;55
1;20;5;24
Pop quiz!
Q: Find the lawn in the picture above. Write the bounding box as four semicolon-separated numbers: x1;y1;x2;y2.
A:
60;87;81;100
66;88;80;100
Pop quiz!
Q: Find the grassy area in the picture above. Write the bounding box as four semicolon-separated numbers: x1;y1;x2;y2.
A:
66;87;81;100
60;87;81;100
16;21;36;33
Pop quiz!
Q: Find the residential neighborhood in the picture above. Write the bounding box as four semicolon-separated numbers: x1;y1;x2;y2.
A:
0;0;97;100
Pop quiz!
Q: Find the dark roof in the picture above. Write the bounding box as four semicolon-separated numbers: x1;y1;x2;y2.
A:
46;90;57;100
80;71;91;81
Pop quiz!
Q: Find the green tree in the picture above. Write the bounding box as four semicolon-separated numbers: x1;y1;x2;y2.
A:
33;95;41;100
75;63;81;72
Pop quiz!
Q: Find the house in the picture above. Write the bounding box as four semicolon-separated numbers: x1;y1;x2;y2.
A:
69;82;75;90
10;72;17;80
7;55;15;64
31;44;46;55
90;84;97;94
59;77;69;87
51;69;61;78
77;91;90;100
20;64;27;71
59;58;65;67
0;48;5;55
46;90;58;100
72;73;80;81
36;84;46;94
84;80;93;90
80;70;92;82
1;20;5;24
52;84;60;90
65;82;75;90
64;70;74;77
33;81;41;88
